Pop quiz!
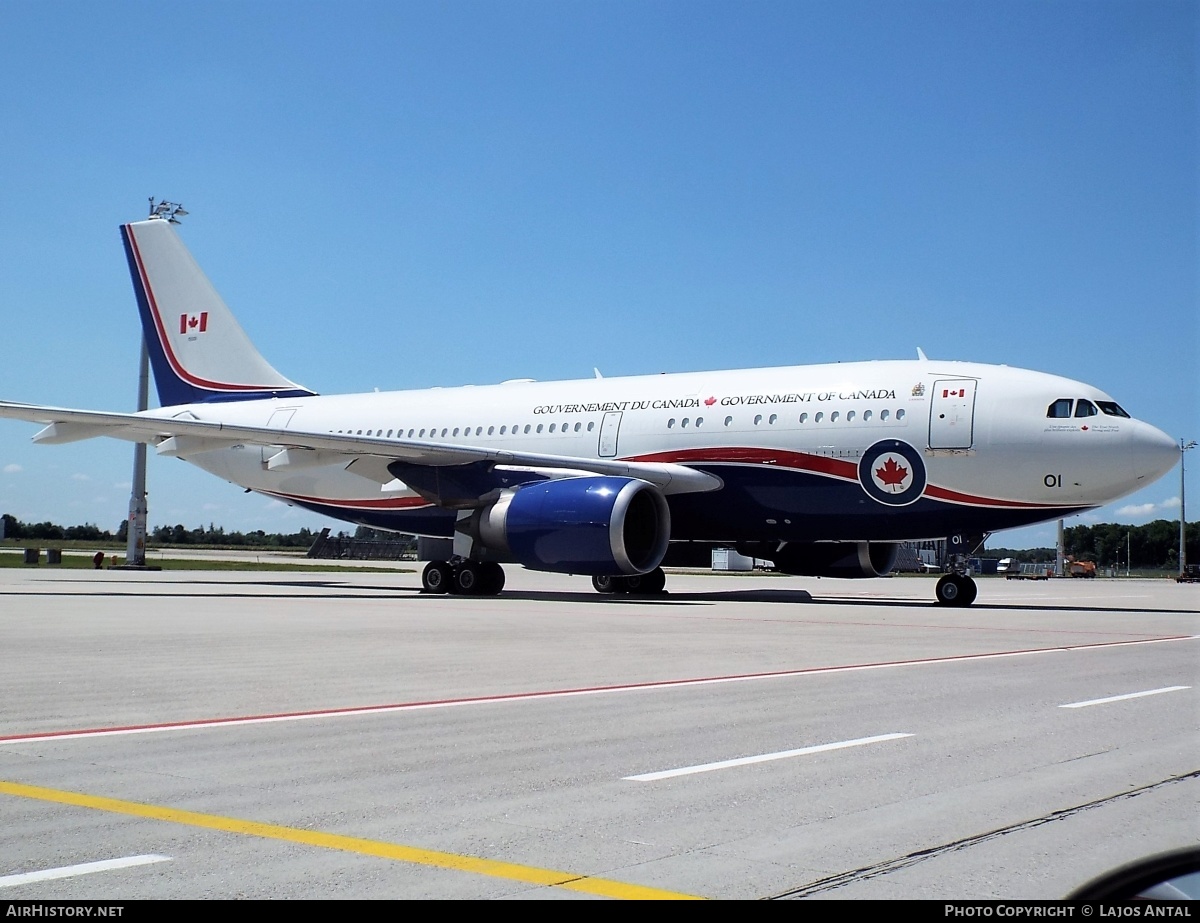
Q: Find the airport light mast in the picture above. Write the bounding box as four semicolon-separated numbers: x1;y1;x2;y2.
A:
1181;439;1196;577
123;198;187;568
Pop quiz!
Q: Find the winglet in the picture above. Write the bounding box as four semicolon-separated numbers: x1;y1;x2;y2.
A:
916;347;928;361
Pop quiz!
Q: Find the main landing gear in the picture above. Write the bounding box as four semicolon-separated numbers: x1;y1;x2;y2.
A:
934;572;977;607
422;560;506;596
591;567;667;596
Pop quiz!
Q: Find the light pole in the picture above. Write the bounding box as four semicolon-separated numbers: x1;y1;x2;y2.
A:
119;198;185;569
1181;439;1196;577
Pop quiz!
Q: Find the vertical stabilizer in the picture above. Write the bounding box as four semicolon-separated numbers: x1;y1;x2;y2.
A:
121;219;315;406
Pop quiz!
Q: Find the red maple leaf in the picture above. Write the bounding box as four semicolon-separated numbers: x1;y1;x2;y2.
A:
875;457;909;489
704;395;717;406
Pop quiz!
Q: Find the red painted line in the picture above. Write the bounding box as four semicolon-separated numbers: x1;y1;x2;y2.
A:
628;446;1080;510
631;446;858;480
1;635;1193;746
923;483;1071;510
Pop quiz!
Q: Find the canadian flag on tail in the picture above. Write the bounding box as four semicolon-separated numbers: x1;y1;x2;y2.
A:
180;312;208;335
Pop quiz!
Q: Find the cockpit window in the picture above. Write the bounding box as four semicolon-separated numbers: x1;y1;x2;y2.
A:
1097;401;1130;418
1074;399;1098;418
1047;399;1073;418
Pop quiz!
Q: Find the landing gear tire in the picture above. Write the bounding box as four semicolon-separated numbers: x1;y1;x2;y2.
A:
632;567;666;595
593;568;667;595
479;562;505;596
454;561;484;595
592;574;620;594
422;561;453;594
935;573;977;607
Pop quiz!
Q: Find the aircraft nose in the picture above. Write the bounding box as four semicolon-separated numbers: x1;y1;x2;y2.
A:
1131;423;1179;485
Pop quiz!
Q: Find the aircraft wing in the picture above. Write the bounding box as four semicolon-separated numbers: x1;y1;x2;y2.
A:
0;401;722;497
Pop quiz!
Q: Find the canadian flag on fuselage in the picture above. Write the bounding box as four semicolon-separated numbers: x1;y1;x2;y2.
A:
943;388;966;398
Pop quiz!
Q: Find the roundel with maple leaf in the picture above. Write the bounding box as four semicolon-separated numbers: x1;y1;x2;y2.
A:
858;439;927;507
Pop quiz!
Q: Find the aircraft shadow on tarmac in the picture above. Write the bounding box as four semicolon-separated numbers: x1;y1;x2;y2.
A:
13;577;1199;614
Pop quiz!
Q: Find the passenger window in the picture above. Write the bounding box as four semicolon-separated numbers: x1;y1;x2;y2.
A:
549;423;556;433
681;418;690;428
830;412;839;422
847;411;855;422
754;414;762;425
1047;399;1073;418
880;410;889;421
487;426;494;435
815;412;824;423
896;409;905;421
696;417;704;428
1074;399;1098;417
724;416;733;426
524;424;531;434
419;428;426;438
768;414;777;425
667;418;675;429
574;422;581;432
587;422;595;432
536;424;543;433
799;413;808;423
500;426;506;435
863;410;872;421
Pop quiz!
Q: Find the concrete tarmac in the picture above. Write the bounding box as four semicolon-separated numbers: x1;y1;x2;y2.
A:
0;567;1195;900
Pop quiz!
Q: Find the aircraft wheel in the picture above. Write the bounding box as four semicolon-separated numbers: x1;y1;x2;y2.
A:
630;567;666;595
935;573;975;607
479;562;506;596
592;574;620;594
454;561;484;595
422;561;453;594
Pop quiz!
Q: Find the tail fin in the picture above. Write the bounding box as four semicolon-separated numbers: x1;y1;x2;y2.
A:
120;218;316;406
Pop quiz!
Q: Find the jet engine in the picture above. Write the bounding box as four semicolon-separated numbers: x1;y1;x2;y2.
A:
471;476;671;576
739;540;899;578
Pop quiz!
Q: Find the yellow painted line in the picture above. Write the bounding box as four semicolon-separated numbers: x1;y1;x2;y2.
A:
0;780;701;900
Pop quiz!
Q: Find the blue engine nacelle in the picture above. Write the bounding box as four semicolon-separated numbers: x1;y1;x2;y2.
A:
474;476;671;576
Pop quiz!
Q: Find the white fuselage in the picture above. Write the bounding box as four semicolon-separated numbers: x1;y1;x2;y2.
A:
148;358;1177;542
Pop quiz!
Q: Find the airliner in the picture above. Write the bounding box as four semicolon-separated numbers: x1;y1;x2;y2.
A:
0;215;1179;606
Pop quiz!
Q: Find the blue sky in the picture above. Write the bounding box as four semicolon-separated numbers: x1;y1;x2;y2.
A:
0;0;1195;549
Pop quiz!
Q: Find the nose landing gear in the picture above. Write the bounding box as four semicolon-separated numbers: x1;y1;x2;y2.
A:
935;531;985;607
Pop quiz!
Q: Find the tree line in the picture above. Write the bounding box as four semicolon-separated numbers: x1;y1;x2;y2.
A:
1;514;318;549
989;520;1197;570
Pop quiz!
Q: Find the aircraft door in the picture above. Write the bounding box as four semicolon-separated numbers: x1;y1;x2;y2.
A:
598;411;622;458
261;409;297;464
929;380;977;449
